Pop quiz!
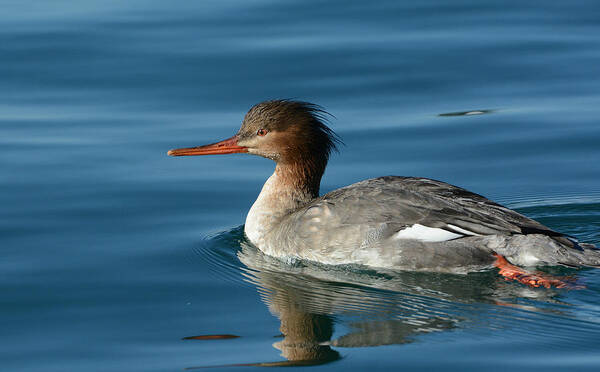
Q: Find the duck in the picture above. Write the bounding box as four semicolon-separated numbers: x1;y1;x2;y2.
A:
168;100;599;287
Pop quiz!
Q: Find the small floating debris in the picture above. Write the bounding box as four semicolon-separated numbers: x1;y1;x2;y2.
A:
438;109;494;117
182;334;240;340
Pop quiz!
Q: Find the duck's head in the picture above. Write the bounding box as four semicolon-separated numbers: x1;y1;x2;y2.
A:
168;100;340;168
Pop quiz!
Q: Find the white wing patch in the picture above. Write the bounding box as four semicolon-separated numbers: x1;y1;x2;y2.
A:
393;224;463;242
446;224;481;236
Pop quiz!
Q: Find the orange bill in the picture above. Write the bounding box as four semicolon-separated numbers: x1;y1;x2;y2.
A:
168;135;247;156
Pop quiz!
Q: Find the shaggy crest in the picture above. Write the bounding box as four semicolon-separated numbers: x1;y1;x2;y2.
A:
239;99;342;164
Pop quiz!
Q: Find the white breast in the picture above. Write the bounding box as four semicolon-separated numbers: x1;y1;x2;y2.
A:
245;175;278;246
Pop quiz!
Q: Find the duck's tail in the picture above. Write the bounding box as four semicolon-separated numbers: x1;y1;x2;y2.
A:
488;234;600;268
559;241;600;267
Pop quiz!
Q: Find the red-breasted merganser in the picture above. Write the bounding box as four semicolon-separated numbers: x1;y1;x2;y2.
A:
168;100;599;287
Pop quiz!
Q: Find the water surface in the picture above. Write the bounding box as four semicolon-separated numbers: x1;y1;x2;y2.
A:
2;1;600;371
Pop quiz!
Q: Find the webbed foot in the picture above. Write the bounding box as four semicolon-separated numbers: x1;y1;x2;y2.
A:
493;253;583;289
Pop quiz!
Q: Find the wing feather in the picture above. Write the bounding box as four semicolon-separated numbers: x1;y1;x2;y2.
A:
290;176;562;245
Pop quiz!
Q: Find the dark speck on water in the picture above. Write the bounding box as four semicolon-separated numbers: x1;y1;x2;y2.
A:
2;1;600;371
438;109;494;116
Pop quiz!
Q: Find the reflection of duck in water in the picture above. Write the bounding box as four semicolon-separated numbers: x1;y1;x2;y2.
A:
185;229;576;368
237;241;458;364
188;238;562;367
169;100;599;288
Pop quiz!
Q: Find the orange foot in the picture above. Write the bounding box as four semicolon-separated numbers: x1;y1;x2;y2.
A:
493;254;583;289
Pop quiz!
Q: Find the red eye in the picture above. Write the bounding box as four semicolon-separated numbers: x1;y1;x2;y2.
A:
257;129;268;136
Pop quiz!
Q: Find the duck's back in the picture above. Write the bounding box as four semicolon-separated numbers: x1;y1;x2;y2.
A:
266;176;598;271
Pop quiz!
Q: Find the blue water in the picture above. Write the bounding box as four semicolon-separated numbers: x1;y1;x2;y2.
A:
2;1;600;370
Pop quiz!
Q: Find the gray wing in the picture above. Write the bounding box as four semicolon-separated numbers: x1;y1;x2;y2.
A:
286;176;569;248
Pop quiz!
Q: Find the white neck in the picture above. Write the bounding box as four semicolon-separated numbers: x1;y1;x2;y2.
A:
244;165;316;249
